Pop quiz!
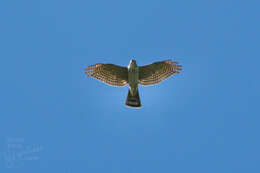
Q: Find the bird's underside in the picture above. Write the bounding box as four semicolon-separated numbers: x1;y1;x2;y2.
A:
85;59;182;108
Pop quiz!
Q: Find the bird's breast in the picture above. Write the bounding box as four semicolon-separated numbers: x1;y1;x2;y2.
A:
128;66;139;87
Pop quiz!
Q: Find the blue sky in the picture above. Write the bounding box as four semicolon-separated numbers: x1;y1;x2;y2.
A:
0;0;259;172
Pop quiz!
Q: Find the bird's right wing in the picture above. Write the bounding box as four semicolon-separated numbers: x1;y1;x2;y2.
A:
85;63;128;86
139;60;182;86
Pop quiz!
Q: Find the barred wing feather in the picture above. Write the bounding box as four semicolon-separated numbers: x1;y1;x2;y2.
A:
139;60;182;86
85;64;128;86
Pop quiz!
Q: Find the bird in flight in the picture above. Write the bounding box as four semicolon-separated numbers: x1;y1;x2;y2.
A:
85;59;182;108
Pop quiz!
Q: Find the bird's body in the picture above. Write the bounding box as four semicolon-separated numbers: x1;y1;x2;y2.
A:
126;60;141;107
85;59;182;108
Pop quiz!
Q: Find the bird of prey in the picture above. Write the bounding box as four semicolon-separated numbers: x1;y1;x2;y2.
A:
85;59;182;108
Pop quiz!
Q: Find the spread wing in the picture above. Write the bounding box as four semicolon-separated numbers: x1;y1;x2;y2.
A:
85;63;128;86
139;60;182;86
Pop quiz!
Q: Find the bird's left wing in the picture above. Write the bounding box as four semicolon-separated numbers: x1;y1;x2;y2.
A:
139;60;182;86
85;63;128;86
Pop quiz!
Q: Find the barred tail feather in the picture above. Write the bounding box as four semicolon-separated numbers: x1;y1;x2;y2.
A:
125;88;141;108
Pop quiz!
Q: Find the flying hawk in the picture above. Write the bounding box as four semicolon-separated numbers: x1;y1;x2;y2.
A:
85;59;182;108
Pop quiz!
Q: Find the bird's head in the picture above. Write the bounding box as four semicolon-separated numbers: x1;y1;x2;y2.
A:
128;59;137;68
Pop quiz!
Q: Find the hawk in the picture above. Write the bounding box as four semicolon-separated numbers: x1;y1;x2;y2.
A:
85;59;182;108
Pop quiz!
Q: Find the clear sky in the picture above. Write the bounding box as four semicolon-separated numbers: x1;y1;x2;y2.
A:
0;0;259;172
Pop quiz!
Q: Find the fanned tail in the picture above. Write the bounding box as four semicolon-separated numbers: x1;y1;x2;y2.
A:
125;88;141;108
